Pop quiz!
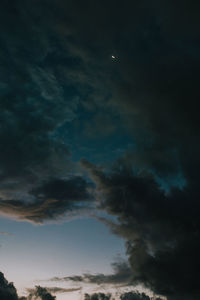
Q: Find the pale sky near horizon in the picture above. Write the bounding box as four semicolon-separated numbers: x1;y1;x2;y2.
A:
0;215;127;299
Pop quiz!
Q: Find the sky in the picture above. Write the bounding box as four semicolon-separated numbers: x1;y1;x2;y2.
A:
0;1;200;300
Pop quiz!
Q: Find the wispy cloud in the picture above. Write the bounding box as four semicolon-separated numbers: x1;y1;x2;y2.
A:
27;286;82;295
49;261;132;287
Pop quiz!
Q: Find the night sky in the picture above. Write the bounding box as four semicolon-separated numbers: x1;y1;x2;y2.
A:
0;1;200;300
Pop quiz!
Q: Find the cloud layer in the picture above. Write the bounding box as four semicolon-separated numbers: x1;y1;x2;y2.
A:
0;271;82;300
0;0;99;222
81;158;200;300
0;176;93;223
0;271;162;300
50;261;132;286
0;1;200;300
0;0;199;218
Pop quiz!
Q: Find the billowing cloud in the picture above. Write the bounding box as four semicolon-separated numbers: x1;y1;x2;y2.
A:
0;2;200;300
27;286;81;298
0;0;199;219
74;2;200;298
0;271;163;300
0;0;100;222
0;176;93;223
50;261;132;286
81;159;200;300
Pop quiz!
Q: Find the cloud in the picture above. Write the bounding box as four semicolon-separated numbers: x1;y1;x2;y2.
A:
0;2;200;300
72;3;200;299
27;286;81;295
0;176;93;223
81;159;200;300
0;272;163;300
49;0;200;187
0;0;101;222
84;291;162;300
49;260;132;286
0;1;199;220
0;272;61;300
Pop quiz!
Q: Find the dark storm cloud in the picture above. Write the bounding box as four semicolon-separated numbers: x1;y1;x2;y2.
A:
0;0;199;218
100;0;200;185
50;261;132;286
0;1;200;300
0;271;162;300
81;159;200;300
0;0;101;221
50;0;200;184
75;1;200;299
0;176;93;223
